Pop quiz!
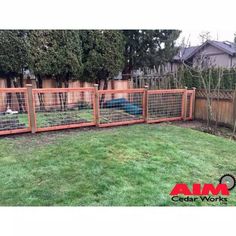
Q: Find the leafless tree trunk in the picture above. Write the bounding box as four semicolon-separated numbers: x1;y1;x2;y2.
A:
36;75;45;111
214;69;223;130
181;55;223;132
12;76;25;112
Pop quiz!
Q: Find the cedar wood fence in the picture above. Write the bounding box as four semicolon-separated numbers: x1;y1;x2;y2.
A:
195;89;236;128
0;85;195;136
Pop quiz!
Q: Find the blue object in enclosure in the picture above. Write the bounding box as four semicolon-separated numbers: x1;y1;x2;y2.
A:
103;98;142;115
123;103;142;115
103;98;128;108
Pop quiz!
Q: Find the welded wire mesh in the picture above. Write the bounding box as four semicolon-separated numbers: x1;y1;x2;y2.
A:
0;87;196;135
33;89;95;130
147;91;184;122
99;90;144;126
0;89;29;134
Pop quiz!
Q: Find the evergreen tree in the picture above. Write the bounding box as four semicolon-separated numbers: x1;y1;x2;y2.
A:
28;30;82;88
28;30;83;110
122;30;181;75
0;30;30;110
0;30;30;87
80;30;125;90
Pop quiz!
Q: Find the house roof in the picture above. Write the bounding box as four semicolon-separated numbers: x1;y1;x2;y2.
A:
173;46;199;61
209;40;236;55
173;40;236;61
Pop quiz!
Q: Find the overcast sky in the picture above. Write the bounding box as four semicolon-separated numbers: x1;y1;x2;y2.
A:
176;30;236;46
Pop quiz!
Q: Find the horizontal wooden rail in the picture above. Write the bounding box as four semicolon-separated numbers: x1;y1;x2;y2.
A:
0;128;31;136
98;89;145;94
98;119;145;128
33;87;95;93
36;122;95;133
147;117;182;124
186;91;194;95
0;88;27;93
147;89;185;94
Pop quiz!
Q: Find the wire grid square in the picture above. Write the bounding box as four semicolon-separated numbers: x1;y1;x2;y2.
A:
34;90;95;128
99;91;144;124
0;91;29;132
148;92;183;121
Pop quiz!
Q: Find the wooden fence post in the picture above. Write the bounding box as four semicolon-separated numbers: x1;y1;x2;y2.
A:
144;85;149;122
192;87;196;119
94;84;100;127
26;84;36;133
183;86;188;121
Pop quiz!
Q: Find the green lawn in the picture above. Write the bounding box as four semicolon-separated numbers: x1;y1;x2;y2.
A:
35;109;94;127
0;124;235;206
1;109;94;130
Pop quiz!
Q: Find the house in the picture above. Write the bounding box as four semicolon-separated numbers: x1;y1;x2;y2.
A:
172;40;236;69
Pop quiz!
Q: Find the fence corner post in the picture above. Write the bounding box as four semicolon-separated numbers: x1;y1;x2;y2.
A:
192;87;196;120
94;84;100;127
144;84;149;123
26;84;36;133
182;86;188;121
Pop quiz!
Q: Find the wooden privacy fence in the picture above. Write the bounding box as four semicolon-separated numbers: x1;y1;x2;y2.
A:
0;85;195;136
195;89;236;128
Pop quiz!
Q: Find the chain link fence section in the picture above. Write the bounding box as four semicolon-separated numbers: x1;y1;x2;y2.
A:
0;88;30;135
33;88;96;132
147;89;185;123
98;89;145;127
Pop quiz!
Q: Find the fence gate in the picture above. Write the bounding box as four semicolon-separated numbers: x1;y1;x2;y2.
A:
0;88;31;135
32;88;96;132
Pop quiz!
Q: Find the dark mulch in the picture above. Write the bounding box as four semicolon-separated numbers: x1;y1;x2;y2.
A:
172;120;236;141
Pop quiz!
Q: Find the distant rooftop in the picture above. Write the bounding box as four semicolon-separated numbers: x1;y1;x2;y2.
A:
173;46;199;61
173;40;236;61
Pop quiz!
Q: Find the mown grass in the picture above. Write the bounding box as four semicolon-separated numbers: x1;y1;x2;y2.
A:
35;109;94;127
0;124;235;206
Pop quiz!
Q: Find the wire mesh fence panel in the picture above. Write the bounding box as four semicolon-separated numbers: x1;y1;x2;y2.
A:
98;89;145;127
0;88;30;135
0;87;196;135
147;89;185;123
186;91;194;120
33;88;95;132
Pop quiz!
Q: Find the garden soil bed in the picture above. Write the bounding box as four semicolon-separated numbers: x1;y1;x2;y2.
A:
100;108;142;123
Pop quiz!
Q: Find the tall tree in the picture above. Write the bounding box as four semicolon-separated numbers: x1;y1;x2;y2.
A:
0;30;30;86
80;30;125;90
28;30;83;110
122;30;181;75
28;30;82;88
0;30;30;110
